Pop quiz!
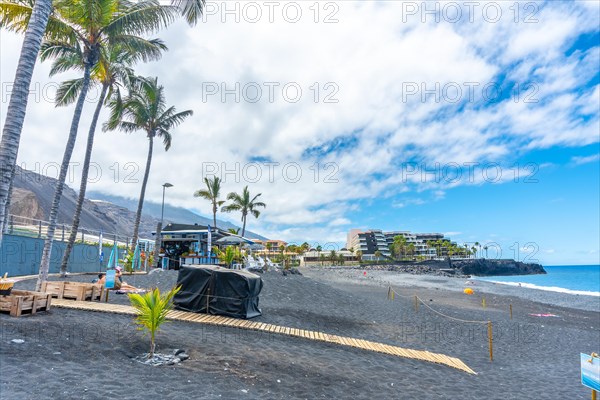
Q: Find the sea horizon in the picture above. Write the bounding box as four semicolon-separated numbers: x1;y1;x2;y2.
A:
476;264;600;297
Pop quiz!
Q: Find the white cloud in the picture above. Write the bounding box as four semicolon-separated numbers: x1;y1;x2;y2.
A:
0;1;598;247
571;154;600;166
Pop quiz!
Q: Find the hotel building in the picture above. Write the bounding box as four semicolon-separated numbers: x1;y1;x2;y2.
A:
347;229;452;260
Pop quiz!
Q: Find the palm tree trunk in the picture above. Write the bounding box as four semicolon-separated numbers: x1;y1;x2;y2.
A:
36;64;92;291
59;84;109;276
131;135;154;252
0;0;53;247
2;170;14;234
241;214;247;237
212;203;217;231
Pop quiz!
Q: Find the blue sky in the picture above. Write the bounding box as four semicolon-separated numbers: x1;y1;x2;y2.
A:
1;1;599;265
351;144;600;265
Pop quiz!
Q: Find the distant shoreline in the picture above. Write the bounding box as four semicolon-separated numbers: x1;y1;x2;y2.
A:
303;265;600;312
475;278;600;298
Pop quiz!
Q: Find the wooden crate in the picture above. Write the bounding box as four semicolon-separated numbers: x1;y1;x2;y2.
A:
41;281;104;302
0;290;52;317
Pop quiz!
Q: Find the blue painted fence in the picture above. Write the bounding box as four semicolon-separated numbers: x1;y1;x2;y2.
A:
0;234;126;277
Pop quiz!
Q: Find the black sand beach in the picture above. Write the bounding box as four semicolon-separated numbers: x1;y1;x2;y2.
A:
2;266;599;399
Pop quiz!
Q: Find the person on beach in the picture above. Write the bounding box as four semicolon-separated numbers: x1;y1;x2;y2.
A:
114;267;142;291
96;272;122;290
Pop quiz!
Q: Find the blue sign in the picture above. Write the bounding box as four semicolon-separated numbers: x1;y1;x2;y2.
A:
105;270;116;289
581;353;600;392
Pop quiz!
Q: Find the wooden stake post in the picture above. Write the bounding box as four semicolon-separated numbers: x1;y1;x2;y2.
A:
488;321;493;362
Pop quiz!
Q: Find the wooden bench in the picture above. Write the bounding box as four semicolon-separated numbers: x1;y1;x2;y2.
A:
41;281;104;302
0;290;52;317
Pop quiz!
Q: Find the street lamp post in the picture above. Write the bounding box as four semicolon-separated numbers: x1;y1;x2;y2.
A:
154;183;173;269
161;182;173;226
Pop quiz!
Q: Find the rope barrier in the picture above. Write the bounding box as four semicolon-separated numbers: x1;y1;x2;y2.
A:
387;286;494;361
389;287;488;324
415;296;488;325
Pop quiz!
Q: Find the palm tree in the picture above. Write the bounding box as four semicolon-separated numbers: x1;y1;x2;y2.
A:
300;242;310;253
215;246;239;268
483;245;489;259
374;250;382;262
104;76;192;251
474;241;480;258
58;42;167;276
227;228;240;235
355;249;363;263
407;243;416;259
129;286;181;358
0;0;53;245
392;235;407;260
26;0;179;290
434;239;443;259
329;250;337;265
194;177;225;231
0;0;207;248
221;186;266;237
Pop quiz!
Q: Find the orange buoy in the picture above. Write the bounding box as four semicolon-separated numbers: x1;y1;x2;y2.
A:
464;288;474;295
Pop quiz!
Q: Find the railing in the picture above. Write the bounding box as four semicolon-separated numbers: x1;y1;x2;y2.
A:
4;214;154;250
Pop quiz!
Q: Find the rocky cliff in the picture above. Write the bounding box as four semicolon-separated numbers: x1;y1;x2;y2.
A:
449;259;546;276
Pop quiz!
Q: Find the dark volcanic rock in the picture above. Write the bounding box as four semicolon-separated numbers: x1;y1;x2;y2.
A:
351;258;545;277
450;259;546;276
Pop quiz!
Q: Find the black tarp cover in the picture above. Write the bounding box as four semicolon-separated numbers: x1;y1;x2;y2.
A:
173;265;263;319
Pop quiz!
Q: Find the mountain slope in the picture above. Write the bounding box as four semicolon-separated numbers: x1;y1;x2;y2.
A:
9;166;267;240
87;191;267;240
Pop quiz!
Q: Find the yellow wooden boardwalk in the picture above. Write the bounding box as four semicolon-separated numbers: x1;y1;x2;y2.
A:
52;299;476;375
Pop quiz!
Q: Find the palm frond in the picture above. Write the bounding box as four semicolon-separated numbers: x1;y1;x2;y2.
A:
0;2;32;33
101;1;179;37
157;129;172;150
159;109;193;131
109;35;168;63
171;0;205;26
221;203;242;213
128;286;181;353
194;189;212;200
115;120;143;134
55;78;85;107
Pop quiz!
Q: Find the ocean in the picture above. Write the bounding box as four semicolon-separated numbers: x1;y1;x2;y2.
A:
476;265;600;297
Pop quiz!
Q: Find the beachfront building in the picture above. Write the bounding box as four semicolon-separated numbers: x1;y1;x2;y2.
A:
300;249;358;266
346;229;392;261
414;233;454;258
384;231;434;259
347;229;454;260
252;239;287;253
250;239;306;262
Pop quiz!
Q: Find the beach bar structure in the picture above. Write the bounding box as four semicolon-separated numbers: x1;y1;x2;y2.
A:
153;223;220;269
153;223;254;269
